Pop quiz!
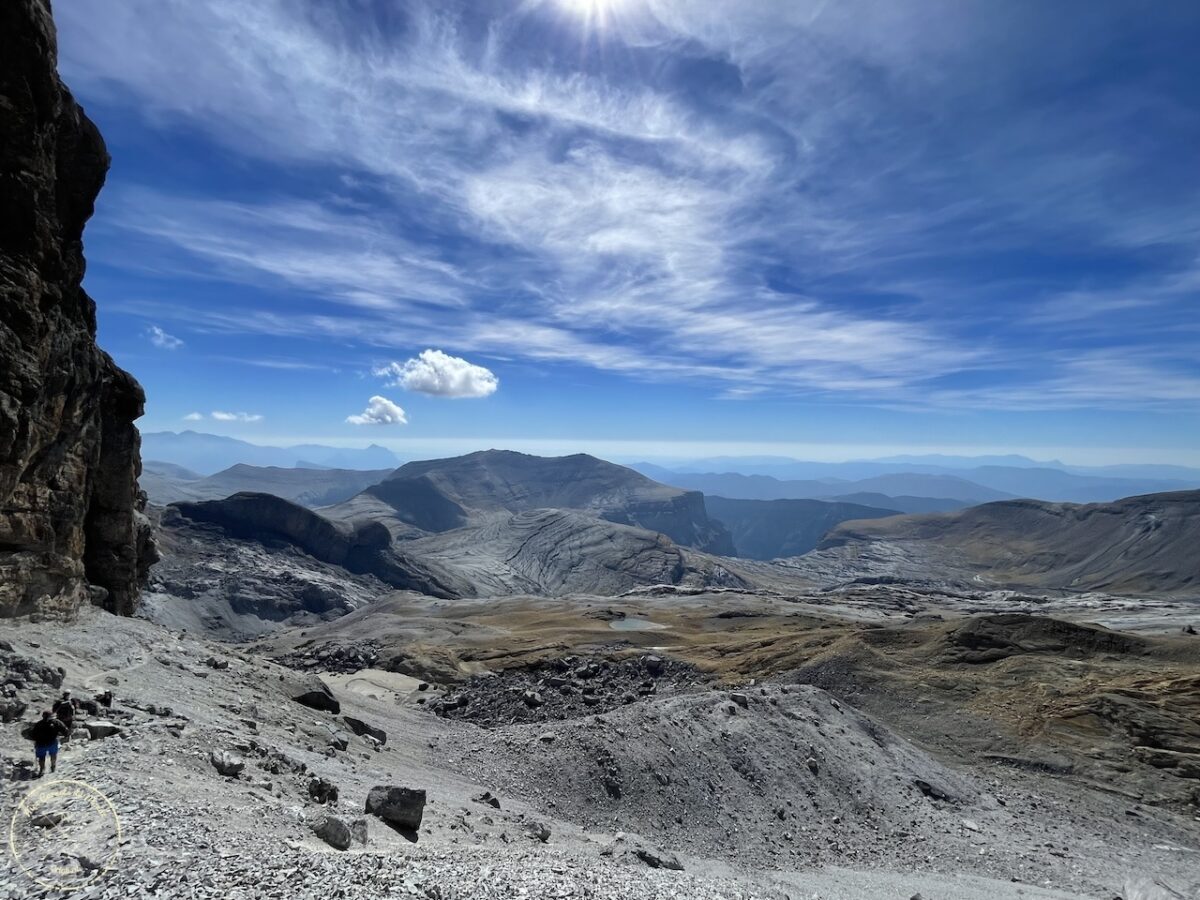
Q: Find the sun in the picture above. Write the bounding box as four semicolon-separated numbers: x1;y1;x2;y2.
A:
557;0;632;28
560;0;626;11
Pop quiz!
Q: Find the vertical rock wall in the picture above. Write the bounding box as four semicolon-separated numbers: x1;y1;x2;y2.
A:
0;0;155;617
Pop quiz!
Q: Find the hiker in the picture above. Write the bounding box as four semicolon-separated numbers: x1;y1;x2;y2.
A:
52;690;77;741
29;711;69;778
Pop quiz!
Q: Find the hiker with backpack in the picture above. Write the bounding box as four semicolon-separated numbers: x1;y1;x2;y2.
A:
26;710;69;778
52;690;78;742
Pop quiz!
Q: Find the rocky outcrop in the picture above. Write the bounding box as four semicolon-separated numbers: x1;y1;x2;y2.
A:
170;493;458;599
1;0;154;618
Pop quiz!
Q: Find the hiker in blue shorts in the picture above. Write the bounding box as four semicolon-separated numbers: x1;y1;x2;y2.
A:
28;710;69;778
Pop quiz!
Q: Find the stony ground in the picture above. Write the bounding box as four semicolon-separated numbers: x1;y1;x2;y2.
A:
2;606;1198;899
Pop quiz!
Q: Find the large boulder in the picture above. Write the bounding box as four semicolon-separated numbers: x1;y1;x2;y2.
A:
364;786;426;832
0;694;27;723
307;777;339;804
209;750;245;777
83;721;122;740
0;0;155;619
290;675;340;714
343;716;386;745
311;815;352;851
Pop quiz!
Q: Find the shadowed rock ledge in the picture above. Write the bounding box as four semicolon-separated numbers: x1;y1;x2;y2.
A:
0;0;155;617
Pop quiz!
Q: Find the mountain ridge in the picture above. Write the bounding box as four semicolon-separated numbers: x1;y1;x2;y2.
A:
805;489;1200;596
333;449;735;555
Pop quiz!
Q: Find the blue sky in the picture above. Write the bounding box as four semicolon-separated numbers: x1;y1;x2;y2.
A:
55;0;1200;464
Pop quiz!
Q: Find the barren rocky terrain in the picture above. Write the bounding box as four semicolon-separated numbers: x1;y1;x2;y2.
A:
5;1;1200;898
5;600;1199;899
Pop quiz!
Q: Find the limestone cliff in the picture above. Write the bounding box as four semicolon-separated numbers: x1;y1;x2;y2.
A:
0;0;155;617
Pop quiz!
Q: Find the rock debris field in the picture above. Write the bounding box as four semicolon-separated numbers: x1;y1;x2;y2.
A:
1;607;1197;900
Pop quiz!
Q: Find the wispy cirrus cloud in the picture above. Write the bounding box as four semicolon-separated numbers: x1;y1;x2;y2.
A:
59;0;1200;412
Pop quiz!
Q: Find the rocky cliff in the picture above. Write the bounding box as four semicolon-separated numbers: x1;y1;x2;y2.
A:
170;494;457;600
0;0;154;617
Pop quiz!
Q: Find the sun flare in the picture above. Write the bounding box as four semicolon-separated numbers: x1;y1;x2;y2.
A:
557;0;631;27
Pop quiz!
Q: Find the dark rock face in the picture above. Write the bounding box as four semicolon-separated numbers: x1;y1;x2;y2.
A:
0;0;154;618
170;493;458;599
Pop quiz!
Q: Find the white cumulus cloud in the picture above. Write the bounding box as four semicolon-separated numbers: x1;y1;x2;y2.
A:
211;411;263;422
346;395;407;426
376;349;498;399
182;411;204;421
147;324;183;349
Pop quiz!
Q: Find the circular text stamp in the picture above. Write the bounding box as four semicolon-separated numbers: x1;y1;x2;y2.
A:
8;779;122;889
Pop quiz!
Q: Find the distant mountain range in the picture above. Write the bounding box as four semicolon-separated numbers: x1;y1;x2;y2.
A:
634;459;1200;504
633;464;1012;504
142;462;395;508
140;433;1200;504
824;493;967;514
159;450;1200;605
659;453;1200;484
141;431;401;475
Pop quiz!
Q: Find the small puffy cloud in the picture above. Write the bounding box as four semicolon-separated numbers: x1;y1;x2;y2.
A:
375;349;498;399
346;395;407;426
147;324;183;349
182;412;204;421
211;411;263;423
